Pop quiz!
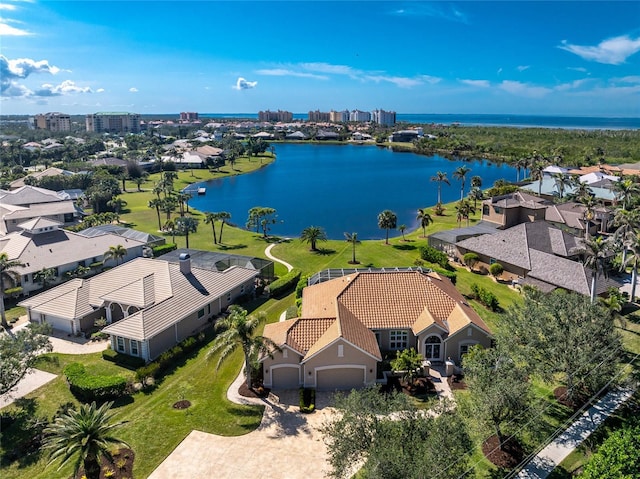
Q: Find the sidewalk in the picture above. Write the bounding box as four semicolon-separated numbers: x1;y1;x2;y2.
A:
517;387;636;479
0;369;57;409
265;242;293;272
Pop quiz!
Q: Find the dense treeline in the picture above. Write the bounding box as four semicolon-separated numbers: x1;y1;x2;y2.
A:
413;125;640;166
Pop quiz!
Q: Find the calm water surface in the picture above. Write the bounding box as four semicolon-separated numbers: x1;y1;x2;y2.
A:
187;143;518;239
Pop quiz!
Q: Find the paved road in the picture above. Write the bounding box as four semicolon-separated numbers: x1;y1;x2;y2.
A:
517;387;636;478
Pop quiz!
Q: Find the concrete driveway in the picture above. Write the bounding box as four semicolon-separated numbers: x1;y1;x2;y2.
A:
149;391;334;479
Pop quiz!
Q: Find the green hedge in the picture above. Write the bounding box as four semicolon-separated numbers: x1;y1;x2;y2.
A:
64;363;128;402
418;245;454;271
470;283;500;311
432;267;457;284
102;349;146;369
299;387;316;413
295;274;309;299
135;331;207;382
152;243;177;257
268;268;301;297
3;286;23;296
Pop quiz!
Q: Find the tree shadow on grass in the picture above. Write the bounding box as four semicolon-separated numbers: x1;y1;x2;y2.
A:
313;248;335;256
217;244;247;251
392;244;416;251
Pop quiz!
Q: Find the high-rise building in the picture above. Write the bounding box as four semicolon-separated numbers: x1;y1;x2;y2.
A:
329;109;350;122
349;109;371;122
308;110;330;122
33;112;71;132
86;112;141;134
180;112;199;121
371;109;396;126
258;110;293;122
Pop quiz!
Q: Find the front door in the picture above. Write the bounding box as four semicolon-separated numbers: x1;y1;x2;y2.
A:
424;335;442;361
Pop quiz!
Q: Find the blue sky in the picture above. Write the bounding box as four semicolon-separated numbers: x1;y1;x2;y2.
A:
1;1;639;117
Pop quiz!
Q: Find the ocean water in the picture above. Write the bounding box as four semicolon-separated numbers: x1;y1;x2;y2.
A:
199;113;640;130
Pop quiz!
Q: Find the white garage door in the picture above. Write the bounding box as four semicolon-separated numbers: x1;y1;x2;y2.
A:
316;368;365;391
271;367;300;389
45;315;72;333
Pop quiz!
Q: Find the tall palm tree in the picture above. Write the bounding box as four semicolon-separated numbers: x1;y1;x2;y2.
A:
163;219;176;244
148;198;163;231
44;401;129;479
471;175;483;189
0;253;24;330
613;178;640;211
453;165;472;201
175;216;199;249
416;208;434;238
103;245;127;266
133;175;146;192
300;226;328;251
576;195;598;239
344;232;360;264
530;161;547;196
207;305;277;389
161;197;177;220
583;236;612;303
468;187;484;208
377;209;397;245
106;196;126;217
621;233;640;302
455;200;476;227
430;171;450;204
613;208;640;264
34;267;57;289
217;211;232;243
204;212;219;244
552;173;572;200
398;224;407;241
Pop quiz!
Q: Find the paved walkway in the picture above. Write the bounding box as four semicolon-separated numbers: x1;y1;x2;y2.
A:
265;242;294;272
0;369;57;409
427;363;454;401
517;387;636;478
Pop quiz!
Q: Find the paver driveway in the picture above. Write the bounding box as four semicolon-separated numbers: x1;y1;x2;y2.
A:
149;391;334;479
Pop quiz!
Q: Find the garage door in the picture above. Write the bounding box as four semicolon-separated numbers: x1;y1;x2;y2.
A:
316;368;365;391
271;367;300;389
44;315;72;334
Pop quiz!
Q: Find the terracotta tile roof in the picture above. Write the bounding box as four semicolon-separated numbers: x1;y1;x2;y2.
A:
263;319;299;350
288;318;334;353
301;275;352;318
303;318;340;360
334;302;382;360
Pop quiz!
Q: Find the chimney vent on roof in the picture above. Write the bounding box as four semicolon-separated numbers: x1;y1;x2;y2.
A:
179;253;191;275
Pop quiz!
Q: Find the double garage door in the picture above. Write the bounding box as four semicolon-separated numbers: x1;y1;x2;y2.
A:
316;367;365;391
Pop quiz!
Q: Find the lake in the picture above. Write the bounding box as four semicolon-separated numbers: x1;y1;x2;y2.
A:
187;143;518;240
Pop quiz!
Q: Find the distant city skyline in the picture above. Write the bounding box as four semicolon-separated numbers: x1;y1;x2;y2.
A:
1;1;639;117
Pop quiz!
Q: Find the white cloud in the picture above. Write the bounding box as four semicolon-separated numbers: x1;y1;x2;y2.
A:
0;4;17;10
0;17;30;35
233;77;257;90
559;35;640;65
389;3;469;24
554;79;589;92
517;65;530;72
499;80;551;98
567;67;588;73
497;68;503;75
255;68;328;80
612;76;640;84
129;87;138;93
299;62;361;77
2;81;32;97
96;88;105;93
460;79;490;88
34;80;92;97
1;55;62;96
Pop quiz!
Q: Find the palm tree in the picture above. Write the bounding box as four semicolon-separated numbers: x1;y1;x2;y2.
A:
34;267;56;289
514;157;527;182
133;175;146;192
207;305;277;389
148;198;163;231
583;236;612;303
152;183;164;199
204;212;219;244
175;216;199;249
103;245;127;266
344;232;360;264
377;209;397;245
398;224;407;241
218;211;231;243
613;208;640;264
530;161;547;196
471;175;482;189
416;209;433;238
468;187;484;209
576;195;598;239
453;165;472;201
163;219;176;244
44;401;129;479
161;197;177;220
300;226;328;251
0;253;24;330
613;178;640;211
621;233;640;302
430;171;450;204
552;173;572;200
455;199;476;227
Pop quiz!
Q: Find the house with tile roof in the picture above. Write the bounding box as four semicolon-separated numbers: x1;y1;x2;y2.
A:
455;221;621;296
480;191;549;229
261;270;492;391
20;254;258;361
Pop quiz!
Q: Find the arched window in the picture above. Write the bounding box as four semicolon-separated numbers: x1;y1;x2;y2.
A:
424;335;442;361
482;204;490;216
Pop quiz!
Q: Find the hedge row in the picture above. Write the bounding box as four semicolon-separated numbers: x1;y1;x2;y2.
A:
152;243;177;257
470;283;500;311
432;267;457;285
64;363;128;402
418;246;454;271
268;269;301;297
102;349;146;369
299;387;316;414
135;332;206;382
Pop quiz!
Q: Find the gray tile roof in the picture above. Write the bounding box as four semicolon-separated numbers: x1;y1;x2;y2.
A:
0;185;63;206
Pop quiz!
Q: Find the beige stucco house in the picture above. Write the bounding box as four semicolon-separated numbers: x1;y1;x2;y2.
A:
20;254;258;361
261;270;492;391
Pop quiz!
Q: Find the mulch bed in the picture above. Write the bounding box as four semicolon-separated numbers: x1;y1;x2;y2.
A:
447;373;467;390
173;400;191;409
482;434;524;468
380;376;436;396
238;383;271;398
74;447;135;479
554;386;587;410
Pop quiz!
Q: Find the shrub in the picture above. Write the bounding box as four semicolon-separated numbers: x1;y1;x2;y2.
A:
489;262;504;278
64;363;127;401
89;261;103;269
463;252;480;269
268;268;302;297
90;331;109;341
299;388;316;413
469;283;500;311
295;274;309;299
285;305;299;320
135;363;160;382
3;286;23;297
102;349;146;369
418;245;453;271
152;243;177;257
432;267;457;284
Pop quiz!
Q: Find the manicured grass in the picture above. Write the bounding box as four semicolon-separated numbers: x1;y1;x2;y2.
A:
0;296;290;479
